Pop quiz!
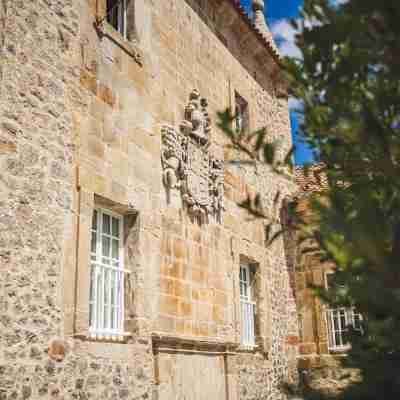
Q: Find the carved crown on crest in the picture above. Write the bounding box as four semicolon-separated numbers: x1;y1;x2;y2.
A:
179;89;212;147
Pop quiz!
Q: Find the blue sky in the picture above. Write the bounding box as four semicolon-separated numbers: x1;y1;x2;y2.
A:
241;0;314;165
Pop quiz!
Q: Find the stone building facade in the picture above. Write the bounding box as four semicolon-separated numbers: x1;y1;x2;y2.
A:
293;165;332;359
293;166;361;395
0;0;299;399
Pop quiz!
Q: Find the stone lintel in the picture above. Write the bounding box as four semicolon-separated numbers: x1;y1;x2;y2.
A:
94;193;138;216
152;332;238;353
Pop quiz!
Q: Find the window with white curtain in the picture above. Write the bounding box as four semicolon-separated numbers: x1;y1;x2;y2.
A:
89;208;126;336
106;0;127;39
240;264;256;347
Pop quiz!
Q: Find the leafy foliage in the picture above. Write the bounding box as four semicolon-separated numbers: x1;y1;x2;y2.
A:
220;0;400;398
288;0;400;398
216;109;294;221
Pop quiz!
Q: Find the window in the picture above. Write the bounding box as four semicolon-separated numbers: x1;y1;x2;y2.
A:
324;271;363;352
106;0;127;39
324;270;345;290
89;209;126;336
326;308;363;351
240;264;256;347
235;92;249;134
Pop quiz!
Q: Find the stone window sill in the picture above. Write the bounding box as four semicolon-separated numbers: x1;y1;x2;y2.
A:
236;344;269;357
75;331;132;344
152;333;236;349
237;344;259;353
96;20;142;66
329;348;350;356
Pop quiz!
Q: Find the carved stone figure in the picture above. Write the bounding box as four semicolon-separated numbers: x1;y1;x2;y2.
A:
161;125;183;189
182;140;211;218
161;90;224;222
180;89;211;146
211;159;224;222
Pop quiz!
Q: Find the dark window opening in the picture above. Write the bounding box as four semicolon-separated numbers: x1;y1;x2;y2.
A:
107;0;127;39
235;92;250;134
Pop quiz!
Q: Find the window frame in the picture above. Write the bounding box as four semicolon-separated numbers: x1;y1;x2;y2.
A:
324;270;335;291
324;271;363;352
106;0;128;39
89;207;128;337
234;91;250;135
239;263;256;348
95;0;142;65
325;307;363;352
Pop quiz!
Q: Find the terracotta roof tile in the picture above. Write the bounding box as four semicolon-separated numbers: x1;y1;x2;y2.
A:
295;164;329;195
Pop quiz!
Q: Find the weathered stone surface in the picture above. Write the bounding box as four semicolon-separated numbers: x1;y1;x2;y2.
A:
48;338;67;362
0;0;298;399
299;355;362;398
161;90;224;222
291;166;362;396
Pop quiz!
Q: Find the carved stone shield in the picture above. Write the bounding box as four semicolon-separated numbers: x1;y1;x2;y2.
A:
185;140;210;207
161;89;224;221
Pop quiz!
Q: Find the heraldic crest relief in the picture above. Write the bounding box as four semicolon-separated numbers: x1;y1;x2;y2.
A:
161;89;224;223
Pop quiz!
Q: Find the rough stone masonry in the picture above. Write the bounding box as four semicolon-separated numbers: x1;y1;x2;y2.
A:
0;0;299;399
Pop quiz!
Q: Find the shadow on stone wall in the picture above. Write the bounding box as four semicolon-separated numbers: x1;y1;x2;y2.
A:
280;199;298;317
281;355;362;400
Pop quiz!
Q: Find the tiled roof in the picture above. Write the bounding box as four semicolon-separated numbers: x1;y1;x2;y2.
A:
295;164;329;195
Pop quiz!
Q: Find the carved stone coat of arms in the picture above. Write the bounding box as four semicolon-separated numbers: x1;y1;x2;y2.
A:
161;89;224;222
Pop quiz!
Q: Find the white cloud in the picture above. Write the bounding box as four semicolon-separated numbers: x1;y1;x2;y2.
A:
269;20;304;112
270;19;296;43
288;97;303;112
279;40;302;59
270;15;326;59
270;19;302;59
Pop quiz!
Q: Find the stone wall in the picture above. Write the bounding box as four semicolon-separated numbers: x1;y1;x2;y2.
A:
299;355;362;398
290;186;333;357
0;1;299;399
157;351;227;400
0;0;6;87
292;171;362;399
